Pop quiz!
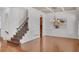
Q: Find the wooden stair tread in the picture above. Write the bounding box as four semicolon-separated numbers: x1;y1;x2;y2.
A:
7;40;20;46
10;19;29;45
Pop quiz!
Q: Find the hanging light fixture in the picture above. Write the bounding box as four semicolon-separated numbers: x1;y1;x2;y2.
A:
52;17;64;28
50;7;65;28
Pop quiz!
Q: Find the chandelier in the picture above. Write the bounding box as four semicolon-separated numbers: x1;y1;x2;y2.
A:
48;7;65;29
51;16;64;29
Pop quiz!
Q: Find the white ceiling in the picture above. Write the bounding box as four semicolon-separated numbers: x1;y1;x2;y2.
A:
0;7;6;11
0;7;78;14
33;7;79;13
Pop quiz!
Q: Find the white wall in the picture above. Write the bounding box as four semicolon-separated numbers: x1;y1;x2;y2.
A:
1;7;27;40
20;8;45;43
0;16;1;29
1;7;79;44
45;12;78;39
0;9;4;36
1;7;45;44
76;13;79;38
0;16;1;36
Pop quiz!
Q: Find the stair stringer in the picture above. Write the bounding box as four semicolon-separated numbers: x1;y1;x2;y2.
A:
20;31;40;44
6;28;17;40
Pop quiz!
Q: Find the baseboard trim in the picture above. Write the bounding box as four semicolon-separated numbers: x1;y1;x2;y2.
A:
44;35;78;40
20;36;40;44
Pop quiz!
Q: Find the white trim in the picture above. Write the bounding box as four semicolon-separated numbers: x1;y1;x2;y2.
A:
20;35;40;44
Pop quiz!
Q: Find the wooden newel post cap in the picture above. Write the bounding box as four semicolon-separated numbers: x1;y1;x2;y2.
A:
40;15;42;19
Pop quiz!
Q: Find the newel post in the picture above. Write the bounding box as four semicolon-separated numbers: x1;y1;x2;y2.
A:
40;15;43;52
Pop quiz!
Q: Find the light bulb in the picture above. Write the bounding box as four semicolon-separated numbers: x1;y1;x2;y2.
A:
52;19;55;22
57;19;60;23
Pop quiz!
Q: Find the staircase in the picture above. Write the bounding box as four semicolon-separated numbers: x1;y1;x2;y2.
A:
7;17;29;46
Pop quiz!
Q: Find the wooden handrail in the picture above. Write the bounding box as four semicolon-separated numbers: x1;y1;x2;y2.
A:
17;17;29;30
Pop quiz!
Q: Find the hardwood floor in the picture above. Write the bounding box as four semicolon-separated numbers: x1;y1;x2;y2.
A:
43;36;79;52
0;36;79;52
0;38;40;52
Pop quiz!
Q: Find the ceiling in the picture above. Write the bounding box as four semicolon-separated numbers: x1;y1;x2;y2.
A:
0;7;7;11
33;7;79;13
0;7;79;14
